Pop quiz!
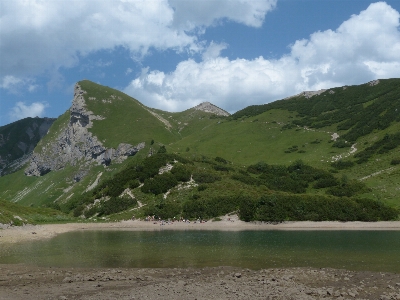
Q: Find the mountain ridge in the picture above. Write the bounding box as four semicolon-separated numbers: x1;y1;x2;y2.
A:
0;117;55;176
0;78;399;222
25;83;144;178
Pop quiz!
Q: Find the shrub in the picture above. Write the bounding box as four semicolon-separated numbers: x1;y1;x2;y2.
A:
238;193;398;222
97;196;137;216
213;165;233;172
143;200;182;219
171;165;191;182
197;184;208;191
141;172;179;195
326;179;369;197
215;156;228;164
331;160;355;170
332;140;351;148
192;172;221;183
157;145;167;153
390;158;400;165
313;177;339;189
183;195;249;219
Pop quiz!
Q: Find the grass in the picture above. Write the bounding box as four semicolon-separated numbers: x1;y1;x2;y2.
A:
170;109;347;168
79;80;179;148
0;199;75;225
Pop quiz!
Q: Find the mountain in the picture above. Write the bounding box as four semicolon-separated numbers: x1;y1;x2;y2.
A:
0;117;55;176
0;79;399;222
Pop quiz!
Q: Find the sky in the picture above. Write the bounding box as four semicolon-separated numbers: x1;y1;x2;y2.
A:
1;0;400;126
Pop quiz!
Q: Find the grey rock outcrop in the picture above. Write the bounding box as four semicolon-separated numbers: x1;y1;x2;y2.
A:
284;89;327;100
194;102;230;116
25;83;144;177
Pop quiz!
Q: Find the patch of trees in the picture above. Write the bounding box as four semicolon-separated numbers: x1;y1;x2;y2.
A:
331;160;355;169
354;133;400;164
143;199;182;220
239;194;398;222
141;173;179;195
84;196;137;218
192;172;221;183
141;190;398;222
235;160;357;195
143;195;248;220
67;153;192;216
391;158;400;165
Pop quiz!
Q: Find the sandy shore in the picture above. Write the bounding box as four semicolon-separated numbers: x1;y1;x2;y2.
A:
1;216;400;245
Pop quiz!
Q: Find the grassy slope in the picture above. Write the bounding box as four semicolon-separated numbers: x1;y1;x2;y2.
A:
79;80;179;148
167;79;400;208
0;79;399;216
170;109;345;167
0;199;73;225
0;81;176;208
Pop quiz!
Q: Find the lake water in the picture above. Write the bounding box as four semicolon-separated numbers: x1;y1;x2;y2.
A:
1;230;399;273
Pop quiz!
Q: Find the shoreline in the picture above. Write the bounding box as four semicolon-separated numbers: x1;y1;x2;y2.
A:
1;218;400;244
1;264;399;300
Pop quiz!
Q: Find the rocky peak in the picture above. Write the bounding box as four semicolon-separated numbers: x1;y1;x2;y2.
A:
194;102;230;116
24;83;144;178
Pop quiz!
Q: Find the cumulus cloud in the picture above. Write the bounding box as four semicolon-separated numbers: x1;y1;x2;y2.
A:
0;0;276;85
124;2;400;112
9;102;48;121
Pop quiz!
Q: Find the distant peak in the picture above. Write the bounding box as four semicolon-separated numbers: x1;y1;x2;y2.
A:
193;102;230;116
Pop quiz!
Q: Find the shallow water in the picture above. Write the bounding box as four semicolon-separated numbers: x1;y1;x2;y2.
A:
1;230;399;272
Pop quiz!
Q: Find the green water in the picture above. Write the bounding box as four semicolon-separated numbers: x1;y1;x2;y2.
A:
1;230;399;272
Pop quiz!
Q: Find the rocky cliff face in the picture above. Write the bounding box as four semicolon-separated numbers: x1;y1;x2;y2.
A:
0;117;55;176
25;83;144;179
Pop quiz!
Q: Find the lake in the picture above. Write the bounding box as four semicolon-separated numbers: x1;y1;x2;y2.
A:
1;230;399;272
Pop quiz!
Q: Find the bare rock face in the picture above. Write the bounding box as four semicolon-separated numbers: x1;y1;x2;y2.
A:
25;83;144;177
194;102;230;116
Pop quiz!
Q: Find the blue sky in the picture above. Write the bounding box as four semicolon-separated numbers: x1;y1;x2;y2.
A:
1;0;400;126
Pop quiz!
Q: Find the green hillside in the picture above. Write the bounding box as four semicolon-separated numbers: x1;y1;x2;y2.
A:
0;78;399;224
63;152;397;223
0;117;55;175
0;199;73;225
79;80;179;148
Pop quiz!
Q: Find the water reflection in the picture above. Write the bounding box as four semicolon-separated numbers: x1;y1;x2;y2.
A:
1;230;399;272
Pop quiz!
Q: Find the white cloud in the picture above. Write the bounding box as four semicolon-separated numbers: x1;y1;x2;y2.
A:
0;75;38;94
9;102;48;121
124;2;400;112
0;0;276;83
202;42;228;61
170;0;277;30
0;76;23;90
28;84;39;92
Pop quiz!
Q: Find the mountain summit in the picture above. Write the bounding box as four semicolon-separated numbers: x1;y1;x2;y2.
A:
194;102;230;116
